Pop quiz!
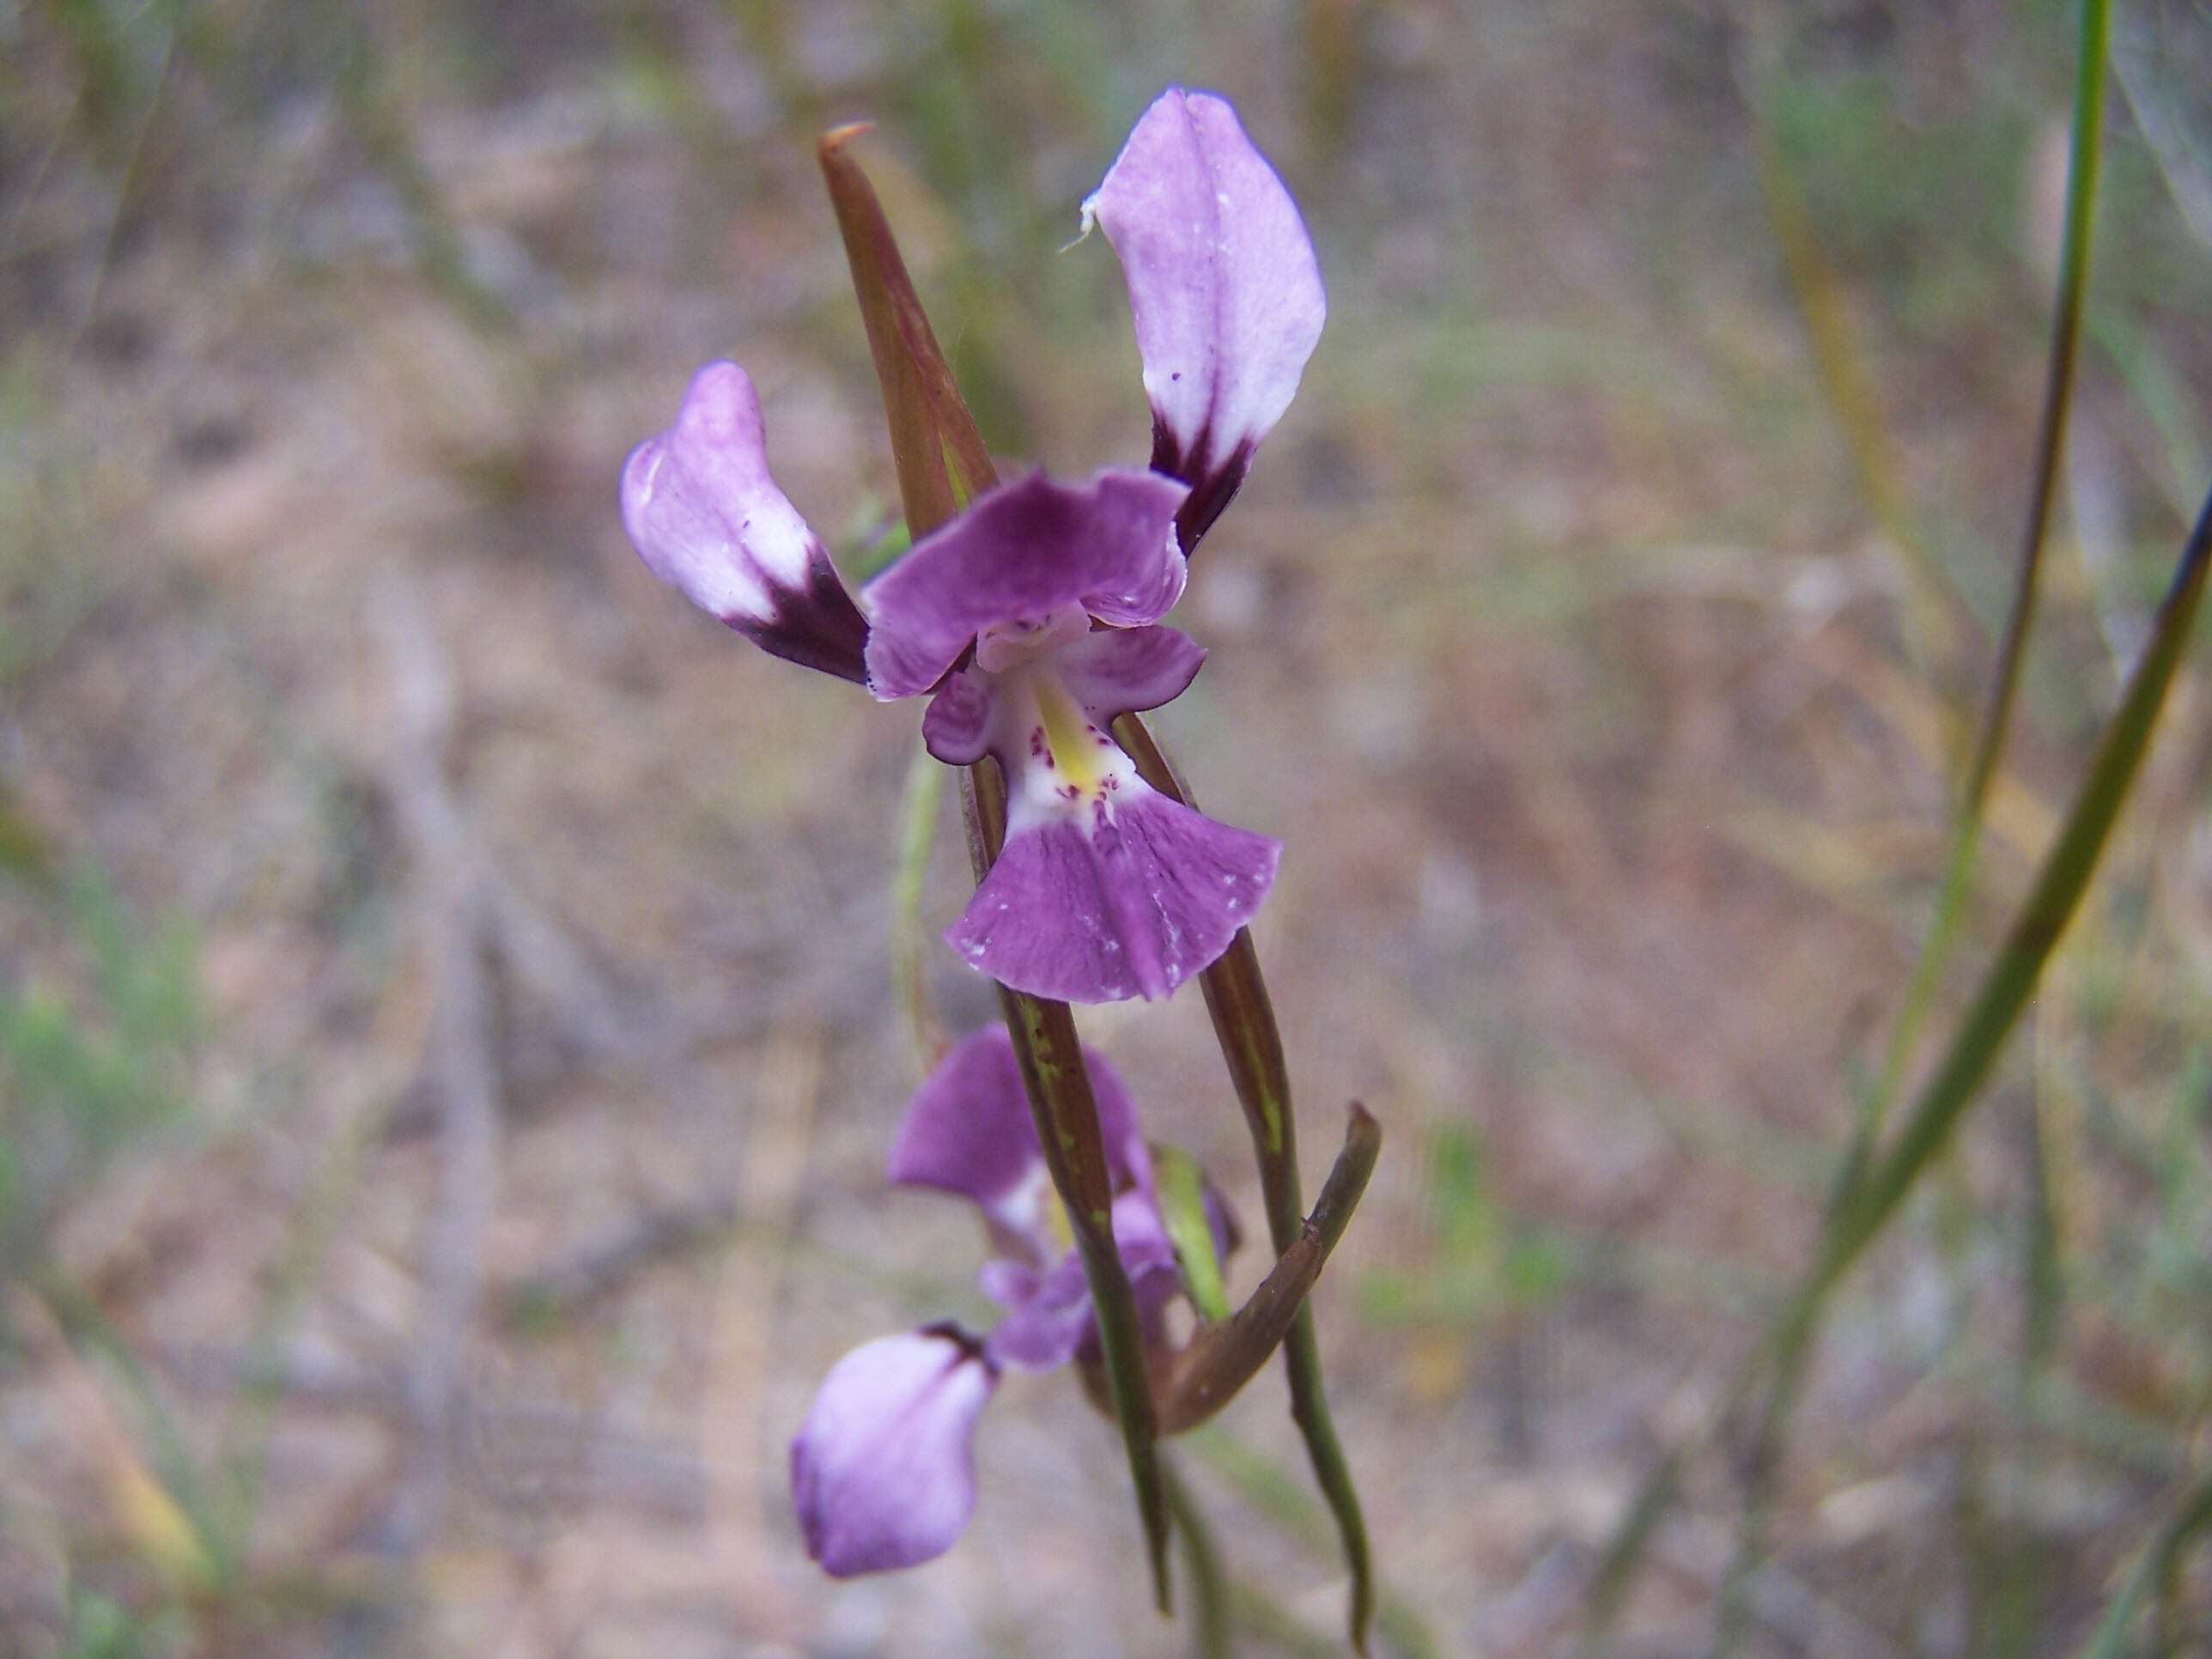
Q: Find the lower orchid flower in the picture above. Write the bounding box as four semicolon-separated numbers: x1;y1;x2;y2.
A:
790;1028;1231;1576
617;87;1324;1005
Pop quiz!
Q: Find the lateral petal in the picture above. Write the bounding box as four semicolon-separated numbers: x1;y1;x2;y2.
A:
1053;624;1206;726
789;1328;996;1577
620;362;869;681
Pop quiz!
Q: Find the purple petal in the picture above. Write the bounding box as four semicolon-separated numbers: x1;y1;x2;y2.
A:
887;1029;1041;1230
984;1251;1093;1371
983;1194;1177;1372
862;470;1188;701
1087;1047;1154;1197
921;665;998;766
1054;624;1206;725
1084;89;1326;552
946;779;1279;1003
890;1028;1152;1227
1109;1190;1189;1347
790;1328;997;1577
621;362;869;682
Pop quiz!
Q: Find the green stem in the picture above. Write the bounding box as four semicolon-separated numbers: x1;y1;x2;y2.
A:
890;747;947;1073
1115;714;1376;1653
1692;13;2118;1640
1162;1459;1232;1659
961;767;1173;1607
1593;472;2212;1644
1864;0;2113;1136
2077;1471;2212;1658
819;131;1172;1606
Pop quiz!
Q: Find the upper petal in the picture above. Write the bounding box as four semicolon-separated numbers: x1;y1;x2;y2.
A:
620;362;869;682
861;469;1188;701
889;1026;1152;1229
887;1028;1042;1231
789;1327;997;1577
1083;89;1326;552
946;778;1280;1004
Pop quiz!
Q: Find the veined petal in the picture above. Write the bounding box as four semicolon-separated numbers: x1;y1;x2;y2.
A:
621;362;869;682
889;1027;1151;1233
1083;89;1326;552
946;777;1279;1004
1054;624;1206;724
862;470;1188;701
790;1328;997;1577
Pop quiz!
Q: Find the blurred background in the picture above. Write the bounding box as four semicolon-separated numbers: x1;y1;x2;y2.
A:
5;0;2212;1653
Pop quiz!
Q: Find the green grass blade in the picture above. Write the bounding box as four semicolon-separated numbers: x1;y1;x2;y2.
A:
1703;13;2119;1635
2075;1472;2212;1659
1865;0;2113;1133
1589;477;2211;1643
1162;1458;1232;1659
1811;479;2212;1301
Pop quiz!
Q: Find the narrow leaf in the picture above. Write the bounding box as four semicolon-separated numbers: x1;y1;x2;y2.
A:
818;126;965;537
1864;0;2114;1132
1816;482;2212;1300
1155;1144;1232;1323
1157;1106;1380;1435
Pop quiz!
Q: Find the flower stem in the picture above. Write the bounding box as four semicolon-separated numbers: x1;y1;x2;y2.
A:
1161;1457;1232;1659
1115;713;1376;1653
820;126;1174;1609
960;765;1174;1609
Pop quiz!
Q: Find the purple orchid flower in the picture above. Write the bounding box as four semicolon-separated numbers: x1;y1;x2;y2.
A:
620;88;1323;1004
791;1027;1226;1577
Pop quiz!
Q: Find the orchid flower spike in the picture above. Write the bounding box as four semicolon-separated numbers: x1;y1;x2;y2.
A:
620;88;1324;1004
790;1029;1231;1576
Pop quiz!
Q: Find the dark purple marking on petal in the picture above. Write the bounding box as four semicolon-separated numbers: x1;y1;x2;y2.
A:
620;362;869;682
1085;89;1324;555
861;469;1188;701
1053;623;1206;726
945;782;1280;1004
789;1327;997;1577
1152;425;1256;556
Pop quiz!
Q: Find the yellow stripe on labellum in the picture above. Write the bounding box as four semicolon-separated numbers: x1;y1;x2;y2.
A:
1031;673;1113;798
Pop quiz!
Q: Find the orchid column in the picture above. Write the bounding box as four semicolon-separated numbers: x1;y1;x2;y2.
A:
620;88;1378;1649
